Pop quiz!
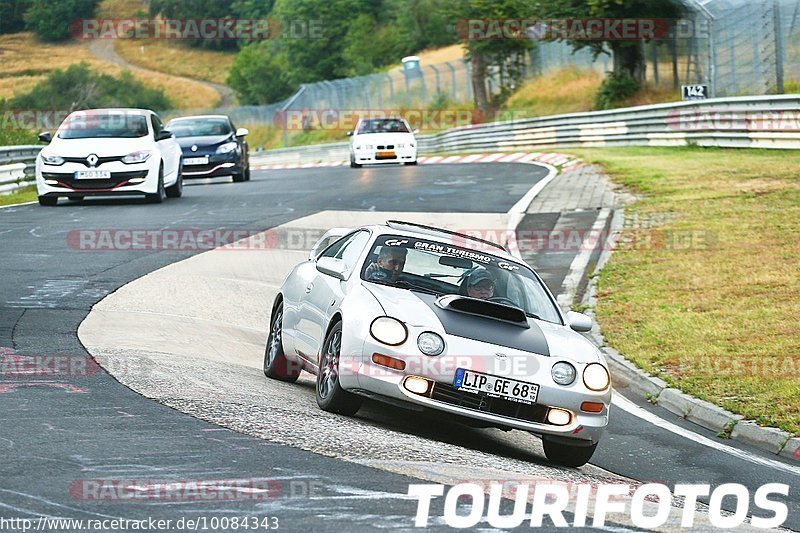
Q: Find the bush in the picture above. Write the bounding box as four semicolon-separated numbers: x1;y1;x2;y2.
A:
9;63;173;111
227;41;294;104
594;71;640;110
25;0;99;42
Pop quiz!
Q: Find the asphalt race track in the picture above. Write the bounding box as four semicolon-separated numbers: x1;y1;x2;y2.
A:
1;163;797;531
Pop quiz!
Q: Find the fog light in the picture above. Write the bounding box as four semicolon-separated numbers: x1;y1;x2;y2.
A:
581;401;605;413
44;179;58;185
128;178;145;184
371;353;405;371
404;376;431;395
546;408;571;426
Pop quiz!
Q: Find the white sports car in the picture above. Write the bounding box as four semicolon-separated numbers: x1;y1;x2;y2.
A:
348;117;417;167
35;108;183;205
264;221;611;467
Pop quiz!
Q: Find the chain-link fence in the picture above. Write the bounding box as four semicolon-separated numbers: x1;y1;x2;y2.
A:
165;0;799;132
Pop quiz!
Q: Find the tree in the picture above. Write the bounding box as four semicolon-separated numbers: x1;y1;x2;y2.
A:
25;0;99;42
541;0;687;84
448;0;534;117
0;0;32;35
227;41;294;104
149;0;238;49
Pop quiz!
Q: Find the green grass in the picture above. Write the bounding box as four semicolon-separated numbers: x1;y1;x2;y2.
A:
568;146;800;436
0;184;37;206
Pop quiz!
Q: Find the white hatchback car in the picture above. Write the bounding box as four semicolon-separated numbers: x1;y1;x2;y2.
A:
348;117;417;167
35;108;183;205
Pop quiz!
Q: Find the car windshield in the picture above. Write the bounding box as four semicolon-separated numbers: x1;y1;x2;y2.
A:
360;235;562;324
167;118;232;138
357;119;409;134
58;113;149;139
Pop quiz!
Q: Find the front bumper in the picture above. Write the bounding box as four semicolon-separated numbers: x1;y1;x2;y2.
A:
346;333;610;444
181;152;242;178
36;159;159;196
352;147;417;165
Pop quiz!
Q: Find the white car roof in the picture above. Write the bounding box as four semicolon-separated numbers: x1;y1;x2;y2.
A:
168;115;230;121
67;108;153;116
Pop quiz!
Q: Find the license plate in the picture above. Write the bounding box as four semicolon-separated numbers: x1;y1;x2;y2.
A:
74;170;111;180
454;368;538;404
184;157;209;165
376;151;396;158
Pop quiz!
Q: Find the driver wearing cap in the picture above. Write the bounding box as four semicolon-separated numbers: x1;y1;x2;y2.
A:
465;268;495;299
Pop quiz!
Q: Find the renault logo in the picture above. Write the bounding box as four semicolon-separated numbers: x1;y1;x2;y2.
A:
191;145;198;152
86;154;98;167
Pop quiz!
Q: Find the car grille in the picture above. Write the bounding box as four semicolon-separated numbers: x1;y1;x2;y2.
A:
376;145;395;149
62;156;124;167
429;382;549;424
43;171;148;190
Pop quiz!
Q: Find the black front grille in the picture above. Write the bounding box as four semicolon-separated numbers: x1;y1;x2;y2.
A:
430;382;549;424
376;145;395;150
62;156;124;167
43;171;147;190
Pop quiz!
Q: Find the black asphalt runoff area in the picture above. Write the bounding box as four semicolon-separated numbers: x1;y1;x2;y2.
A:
0;163;797;530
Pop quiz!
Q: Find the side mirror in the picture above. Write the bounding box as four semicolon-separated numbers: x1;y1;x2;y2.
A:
346;131;353;137
38;131;52;143
156;130;173;141
236;127;249;137
316;257;347;280
412;128;419;134
565;311;593;332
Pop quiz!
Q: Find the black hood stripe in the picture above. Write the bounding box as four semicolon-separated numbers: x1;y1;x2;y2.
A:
414;293;550;356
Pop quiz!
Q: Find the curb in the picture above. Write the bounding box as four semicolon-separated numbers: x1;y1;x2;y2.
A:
576;174;798;462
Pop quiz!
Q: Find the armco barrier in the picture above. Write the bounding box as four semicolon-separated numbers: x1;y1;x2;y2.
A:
250;94;800;166
0;145;41;166
0;163;30;195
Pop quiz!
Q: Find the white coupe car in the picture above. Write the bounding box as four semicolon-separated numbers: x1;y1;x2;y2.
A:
264;221;611;467
35;108;183;205
348;117;418;167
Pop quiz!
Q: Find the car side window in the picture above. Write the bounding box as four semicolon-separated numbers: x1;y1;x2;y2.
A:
320;234;354;259
151;115;163;138
337;231;371;272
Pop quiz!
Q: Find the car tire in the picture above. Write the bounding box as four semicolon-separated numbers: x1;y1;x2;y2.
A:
316;321;363;416
165;172;183;198
542;437;597;468
38;196;58;206
232;167;246;182
406;161;418;166
145;165;166;203
263;302;301;382
244;161;251;181
350;156;361;169
67;196;84;202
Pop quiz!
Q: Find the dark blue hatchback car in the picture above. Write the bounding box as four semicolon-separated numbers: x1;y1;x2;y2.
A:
166;115;250;182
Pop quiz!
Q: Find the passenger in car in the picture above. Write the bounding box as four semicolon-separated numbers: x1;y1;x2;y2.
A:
364;247;407;283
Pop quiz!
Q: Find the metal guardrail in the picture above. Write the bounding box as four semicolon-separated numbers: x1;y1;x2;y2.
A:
249;95;800;167
0;163;30;195
0;145;40;195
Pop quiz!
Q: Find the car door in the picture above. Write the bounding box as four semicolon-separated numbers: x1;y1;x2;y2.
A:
295;230;371;360
151;113;180;180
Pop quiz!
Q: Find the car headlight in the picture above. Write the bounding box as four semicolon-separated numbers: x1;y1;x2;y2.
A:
121;150;152;164
396;143;405;148
216;142;238;154
41;153;64;166
364;144;374;150
417;332;444;356
370;317;408;346
551;361;576;385
583;363;610;391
